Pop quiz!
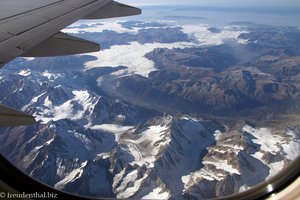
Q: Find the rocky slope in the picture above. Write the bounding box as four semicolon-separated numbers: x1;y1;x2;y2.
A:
106;66;300;117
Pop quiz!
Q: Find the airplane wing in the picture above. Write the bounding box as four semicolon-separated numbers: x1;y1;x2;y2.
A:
0;105;36;127
0;0;141;127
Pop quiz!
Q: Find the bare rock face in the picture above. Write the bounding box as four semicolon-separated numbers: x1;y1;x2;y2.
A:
145;46;238;72
113;66;300;116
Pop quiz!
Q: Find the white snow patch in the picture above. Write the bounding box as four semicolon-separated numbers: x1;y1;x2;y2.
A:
96;152;110;160
181;24;248;45
141;187;171;199
113;168;127;189
182;167;224;190
64;20;171;34
282;140;300;160
214;130;223;140
115;169;149;198
126;143;144;164
239;185;250;192
45;138;55;146
118;175;148;198
84;41;193;77
213;148;227;154
42;71;63;80
47;100;73;122
90;124;133;134
23;137;55;168
22;57;35;61
243;125;280;154
252;151;264;160
203;160;240;175
72;90;97;118
18;69;31;77
44;96;53;107
55;161;88;189
268;161;285;178
249;128;299;178
115;114;126;122
135;125;169;143
252;151;284;179
71;130;92;148
124;125;170;167
31;93;45;104
64;21;139;34
22;92;46;111
281;130;300;160
36;90;98;124
89;124;133;141
219;144;244;152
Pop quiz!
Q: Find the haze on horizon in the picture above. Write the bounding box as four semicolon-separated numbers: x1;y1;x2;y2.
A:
122;0;300;7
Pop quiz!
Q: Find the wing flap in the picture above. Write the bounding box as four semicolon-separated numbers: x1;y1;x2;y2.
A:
0;31;13;42
83;1;141;19
0;0;63;20
34;0;97;20
0;104;35;127
22;32;100;57
0;15;48;35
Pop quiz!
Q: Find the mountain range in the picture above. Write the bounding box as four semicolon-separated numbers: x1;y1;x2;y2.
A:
0;20;299;199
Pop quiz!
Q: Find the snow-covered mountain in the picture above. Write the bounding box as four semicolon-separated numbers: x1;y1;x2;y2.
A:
1;93;299;199
0;64;299;198
1;18;300;199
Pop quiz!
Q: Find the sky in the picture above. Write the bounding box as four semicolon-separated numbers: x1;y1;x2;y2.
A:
121;0;300;7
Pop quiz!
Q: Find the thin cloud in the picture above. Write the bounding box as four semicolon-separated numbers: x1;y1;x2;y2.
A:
82;22;248;77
